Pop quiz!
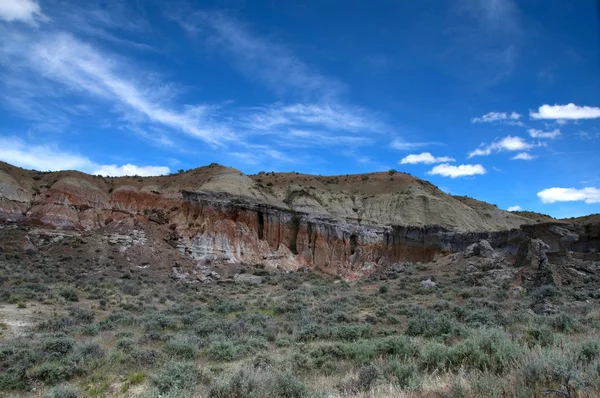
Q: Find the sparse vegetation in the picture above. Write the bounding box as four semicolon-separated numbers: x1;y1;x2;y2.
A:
1;234;599;397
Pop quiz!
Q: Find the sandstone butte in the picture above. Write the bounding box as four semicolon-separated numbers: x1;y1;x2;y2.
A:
0;161;598;280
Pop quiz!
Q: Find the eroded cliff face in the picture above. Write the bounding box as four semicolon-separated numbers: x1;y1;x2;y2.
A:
0;162;598;277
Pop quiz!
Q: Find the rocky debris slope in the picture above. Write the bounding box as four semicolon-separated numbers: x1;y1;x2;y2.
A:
0;161;599;278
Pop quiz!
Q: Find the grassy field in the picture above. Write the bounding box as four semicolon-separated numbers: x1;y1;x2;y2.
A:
1;249;600;397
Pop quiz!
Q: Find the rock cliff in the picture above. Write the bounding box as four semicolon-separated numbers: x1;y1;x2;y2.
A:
0;161;598;277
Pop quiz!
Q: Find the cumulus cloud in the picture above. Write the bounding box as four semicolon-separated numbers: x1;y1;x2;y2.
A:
471;111;521;123
528;128;561;139
400;152;455;165
468;136;533;158
538;187;600;204
0;137;94;171
0;136;169;176
427;163;486;178
0;0;46;25
530;103;600;120
507;205;522;212
511;152;535;160
92;164;170;177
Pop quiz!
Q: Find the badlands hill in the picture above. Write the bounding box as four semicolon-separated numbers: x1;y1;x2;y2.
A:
0;161;598;278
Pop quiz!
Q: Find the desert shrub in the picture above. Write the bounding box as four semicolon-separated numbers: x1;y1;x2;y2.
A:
151;361;197;394
37;316;76;332
120;281;141;296
357;364;379;390
447;328;522;374
523;325;555;348
43;384;79;398
41;336;75;359
530;285;560;302
100;311;136;330
208;367;260;398
207;339;238;361
27;361;75;385
406;310;462;339
383;360;418;388
60;288;79;302
376;335;418;359
68;307;94;324
578;340;600;363
552;313;580;334
209;367;310;398
163;334;202;359
419;342;450;370
115;337;136;354
296;323;325;342
518;350;592;395
79;323;100;336
210;299;245;314
332;324;373;342
70;340;105;367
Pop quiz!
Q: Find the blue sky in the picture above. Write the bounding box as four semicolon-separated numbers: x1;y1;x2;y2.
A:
0;0;599;218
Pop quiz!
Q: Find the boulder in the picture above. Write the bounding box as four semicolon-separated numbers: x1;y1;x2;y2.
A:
515;238;549;270
420;279;436;289
463;240;494;259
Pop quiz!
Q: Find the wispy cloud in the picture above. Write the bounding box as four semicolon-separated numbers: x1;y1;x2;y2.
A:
471;111;521;123
528;128;561;139
538;187;600;204
390;139;442;151
507;205;522;211
400;152;455;165
468;136;534;158
242;103;384;133
427;163;486;178
511;152;535;160
177;11;343;99
530;104;600;120
2;30;234;146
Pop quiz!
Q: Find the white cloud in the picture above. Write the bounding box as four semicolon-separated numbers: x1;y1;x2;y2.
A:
400;152;455;165
0;137;94;171
1;31;234;146
427;163;486;178
468;135;533;158
538;187;600;204
507;205;522;212
280;130;372;147
244;103;382;133
511;152;535;160
93;164;170;177
0;137;169;176
528;128;561;139
0;0;46;25
530;103;600;120
390;139;441;151
471;111;521;123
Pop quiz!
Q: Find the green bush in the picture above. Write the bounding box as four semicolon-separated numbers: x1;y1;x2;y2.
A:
43;384;79;398
27;361;74;385
578;340;600;364
207;339;238;361
383;360;418;388
60;288;79;302
70;340;105;367
151;361;197;394
523;325;555;348
163;334;201;359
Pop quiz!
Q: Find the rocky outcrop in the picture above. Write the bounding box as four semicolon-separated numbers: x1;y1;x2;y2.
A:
0;161;599;278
